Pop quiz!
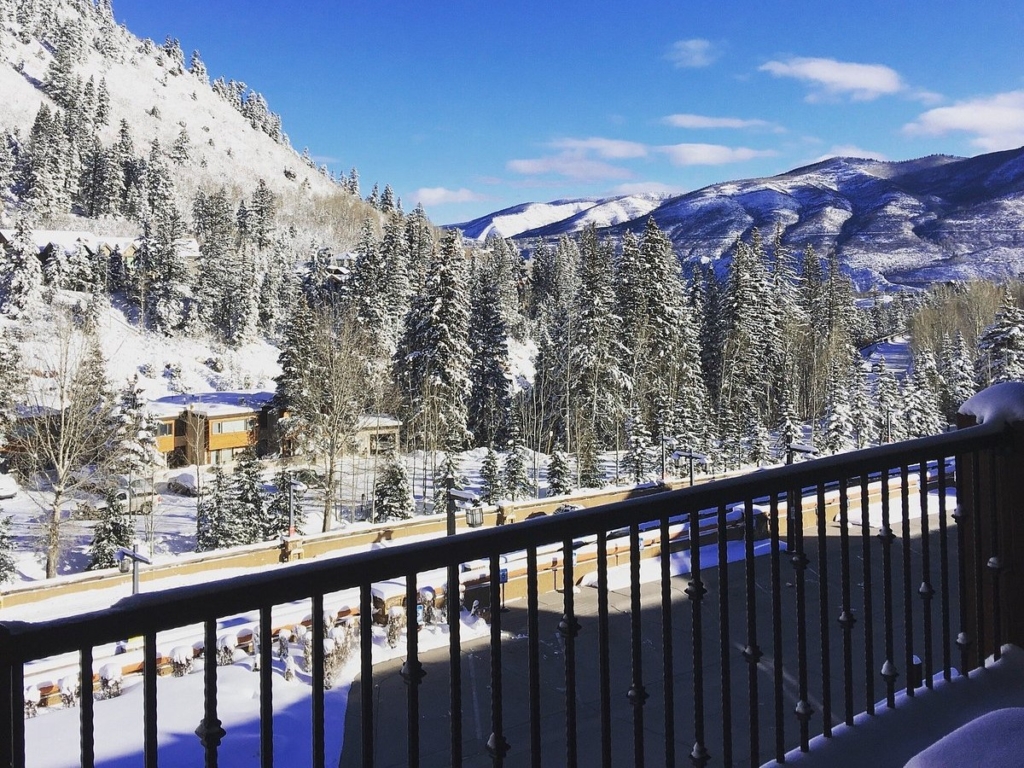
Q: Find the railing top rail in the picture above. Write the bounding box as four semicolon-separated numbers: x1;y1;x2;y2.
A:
0;420;1009;661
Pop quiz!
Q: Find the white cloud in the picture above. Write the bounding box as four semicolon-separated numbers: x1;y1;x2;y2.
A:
813;145;889;163
548;137;648;159
662;113;782;132
657;143;777;165
759;57;904;101
903;91;1024;151
507;146;635;180
411;187;486;206
665;38;719;68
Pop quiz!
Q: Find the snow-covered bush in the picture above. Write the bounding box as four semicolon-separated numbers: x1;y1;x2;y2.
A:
322;637;338;689
386;606;405;649
300;629;313;672
276;628;292;661
170;646;194;677
24;685;40;718
99;663;122;699
248;627;260;672
216;634;236;666
283;654;296;682
59;675;80;708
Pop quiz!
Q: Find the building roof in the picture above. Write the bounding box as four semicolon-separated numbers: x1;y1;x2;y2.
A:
148;391;275;419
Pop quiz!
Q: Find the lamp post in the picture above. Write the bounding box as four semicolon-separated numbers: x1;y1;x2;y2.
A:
287;474;295;537
445;475;457;537
674;449;708;487
116;542;153;595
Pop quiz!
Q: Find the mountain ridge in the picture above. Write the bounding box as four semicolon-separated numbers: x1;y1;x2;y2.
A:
452;148;1024;290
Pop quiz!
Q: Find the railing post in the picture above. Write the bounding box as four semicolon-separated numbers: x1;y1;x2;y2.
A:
0;625;13;768
956;404;1024;668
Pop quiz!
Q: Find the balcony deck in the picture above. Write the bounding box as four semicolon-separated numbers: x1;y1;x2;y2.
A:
3;410;1023;768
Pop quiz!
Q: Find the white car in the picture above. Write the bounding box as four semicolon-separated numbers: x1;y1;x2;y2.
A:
0;473;18;500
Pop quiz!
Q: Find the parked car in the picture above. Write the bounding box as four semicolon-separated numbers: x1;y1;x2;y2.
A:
167;472;200;497
552;503;585;515
0;472;19;500
71;485;159;517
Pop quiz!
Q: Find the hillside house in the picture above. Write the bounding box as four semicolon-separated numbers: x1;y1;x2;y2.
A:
354;414;401;455
147;391;275;467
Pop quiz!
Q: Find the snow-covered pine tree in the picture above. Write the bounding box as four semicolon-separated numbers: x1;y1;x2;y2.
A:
230;449;266;545
623;406;652;483
976;302;1024;386
87;491;133;570
873;358;903;445
479;448;503;504
0;327;25;451
0;215;43;318
467;254;512;447
546;449;573;497
503;414;532;501
818;358;855;455
374;455;413;521
0;515;15;585
195;465;233;552
940;330;976;419
263;469;306;538
577;431;603;488
0;514;14;585
249;179;277;251
432;450;463;515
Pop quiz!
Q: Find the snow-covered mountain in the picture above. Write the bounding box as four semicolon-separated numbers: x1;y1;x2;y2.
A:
454;193;667;240
455;148;1024;290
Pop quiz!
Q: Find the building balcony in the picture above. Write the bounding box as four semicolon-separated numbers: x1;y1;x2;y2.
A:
3;387;1024;767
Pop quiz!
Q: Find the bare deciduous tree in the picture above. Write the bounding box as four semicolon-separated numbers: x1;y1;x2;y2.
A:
15;313;116;578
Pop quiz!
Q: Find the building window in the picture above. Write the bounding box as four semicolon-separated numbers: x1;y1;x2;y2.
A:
212;418;253;434
156;422;173;437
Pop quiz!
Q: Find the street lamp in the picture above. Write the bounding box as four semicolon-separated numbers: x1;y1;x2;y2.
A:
116;542;153;595
673;449;708;487
447;484;484;533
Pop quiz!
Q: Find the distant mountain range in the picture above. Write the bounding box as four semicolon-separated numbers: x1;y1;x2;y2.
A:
452;147;1024;290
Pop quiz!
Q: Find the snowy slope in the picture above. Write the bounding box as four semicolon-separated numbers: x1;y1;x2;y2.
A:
453;199;599;240
0;2;375;248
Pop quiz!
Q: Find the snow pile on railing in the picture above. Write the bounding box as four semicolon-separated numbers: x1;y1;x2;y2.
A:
959;382;1024;425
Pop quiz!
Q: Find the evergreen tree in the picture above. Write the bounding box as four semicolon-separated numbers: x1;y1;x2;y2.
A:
577;431;603;488
547;449;573;497
264;470;305;538
623;407;652;483
230;449;266;544
250;179;277;250
941;331;976;419
503;434;532;501
0;216;43;318
819;359;855;455
195;465;233;552
467;255;513;447
873;358;902;444
0;327;25;451
87;491;133;570
479;448;503;504
374;455;413;521
976;302;1024;386
0;515;15;585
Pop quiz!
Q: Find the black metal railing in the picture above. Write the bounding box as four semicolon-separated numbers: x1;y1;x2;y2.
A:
0;417;1017;767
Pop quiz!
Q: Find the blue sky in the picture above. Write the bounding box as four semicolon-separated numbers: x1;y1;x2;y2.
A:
113;1;1024;224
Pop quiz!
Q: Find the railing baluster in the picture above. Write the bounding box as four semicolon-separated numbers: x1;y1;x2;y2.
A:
716;502;732;766
527;545;543;767
628;523;648;766
659;515;675;768
0;628;13;768
815;486;832;736
860;475;875;716
447;561;463;767
80;647;94;768
837;480;855;726
259;605;274;768
744;497;763;764
312;594;325;768
487;553;510;763
12;657;26;768
688;508;708;767
953;453;970;675
197;618;226;768
769;494;785;764
560;538;580;765
596;533;612;768
360;583;375;766
144;631;158;768
791;487;812;750
919;459;935;690
879;468;899;707
971;452;986;665
937;458;952;682
900;465;916;699
402;575;424;768
988;449;1002;662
